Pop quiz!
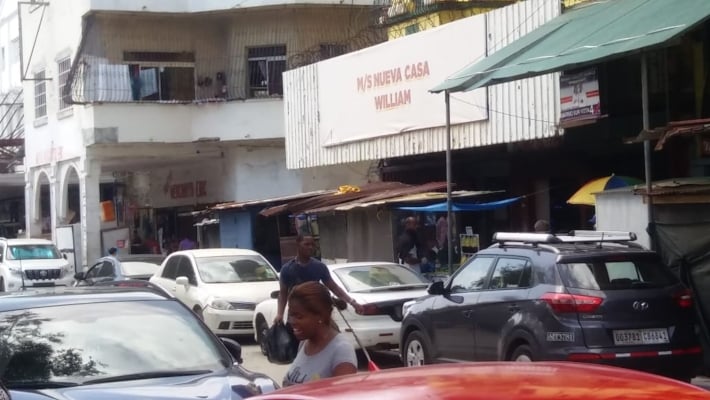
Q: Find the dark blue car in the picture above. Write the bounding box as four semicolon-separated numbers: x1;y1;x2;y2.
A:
0;283;278;399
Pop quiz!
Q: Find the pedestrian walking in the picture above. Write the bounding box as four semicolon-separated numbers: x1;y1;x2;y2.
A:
275;235;363;325
397;217;423;273
282;281;358;387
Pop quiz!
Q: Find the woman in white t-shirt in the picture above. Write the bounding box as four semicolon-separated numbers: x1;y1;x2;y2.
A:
282;281;358;387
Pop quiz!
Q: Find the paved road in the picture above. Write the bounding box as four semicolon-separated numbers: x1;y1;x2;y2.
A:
236;338;710;391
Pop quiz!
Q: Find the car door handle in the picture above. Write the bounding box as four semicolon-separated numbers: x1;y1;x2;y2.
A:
462;310;474;318
508;304;520;313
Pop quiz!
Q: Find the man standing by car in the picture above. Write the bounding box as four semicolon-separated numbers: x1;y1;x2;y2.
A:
274;235;364;325
397;217;423;273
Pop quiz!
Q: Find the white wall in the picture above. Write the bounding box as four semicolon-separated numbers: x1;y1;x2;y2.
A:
0;0;20;93
595;190;650;249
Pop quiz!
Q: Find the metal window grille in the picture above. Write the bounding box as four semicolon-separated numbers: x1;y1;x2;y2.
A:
34;71;47;118
247;45;287;98
58;57;72;110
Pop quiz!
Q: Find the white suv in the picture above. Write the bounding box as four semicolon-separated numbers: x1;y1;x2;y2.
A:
0;238;74;292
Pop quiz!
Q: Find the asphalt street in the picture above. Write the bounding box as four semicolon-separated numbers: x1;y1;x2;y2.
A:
235;338;710;391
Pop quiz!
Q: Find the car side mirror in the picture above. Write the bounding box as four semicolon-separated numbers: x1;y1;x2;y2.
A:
63;254;68;260
428;280;447;296
74;272;86;281
221;337;243;364
175;276;189;287
270;290;279;299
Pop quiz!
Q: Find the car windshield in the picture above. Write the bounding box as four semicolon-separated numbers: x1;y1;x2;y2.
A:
0;300;228;388
333;264;429;292
195;255;278;284
7;245;61;260
120;262;161;277
558;256;678;290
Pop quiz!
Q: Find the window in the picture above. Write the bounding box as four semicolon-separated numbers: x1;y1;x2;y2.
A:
176;258;197;286
405;24;420;35
449;256;495;293
9;38;18;65
0;47;5;71
557;256;678;290
8;244;60;260
161;256;180;280
194;255;278;284
123;51;196;102
96;261;115;278
247;45;286;97
333;264;428;292
34;70;47;118
487;258;532;289
320;43;346;60
57;57;72;110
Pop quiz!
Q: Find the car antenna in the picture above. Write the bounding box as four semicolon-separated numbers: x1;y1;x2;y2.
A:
597;231;605;249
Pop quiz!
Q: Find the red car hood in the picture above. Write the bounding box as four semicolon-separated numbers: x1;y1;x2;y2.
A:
249;362;708;400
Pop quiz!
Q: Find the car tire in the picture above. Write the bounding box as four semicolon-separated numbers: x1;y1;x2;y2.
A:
510;344;534;362
403;330;432;367
256;316;269;356
193;306;204;320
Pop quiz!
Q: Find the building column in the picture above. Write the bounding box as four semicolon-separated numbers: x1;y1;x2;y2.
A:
80;159;102;268
49;174;59;243
24;173;38;238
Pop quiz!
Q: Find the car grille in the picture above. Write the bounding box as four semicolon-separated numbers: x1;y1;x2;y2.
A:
231;321;253;330
229;302;256;310
25;269;62;280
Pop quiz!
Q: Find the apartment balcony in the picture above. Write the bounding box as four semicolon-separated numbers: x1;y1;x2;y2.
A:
375;0;516;26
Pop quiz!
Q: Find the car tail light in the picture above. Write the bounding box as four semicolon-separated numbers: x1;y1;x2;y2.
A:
674;288;693;308
541;292;603;314
360;304;381;315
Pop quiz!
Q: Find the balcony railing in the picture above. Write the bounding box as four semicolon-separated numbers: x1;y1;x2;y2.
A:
375;0;517;26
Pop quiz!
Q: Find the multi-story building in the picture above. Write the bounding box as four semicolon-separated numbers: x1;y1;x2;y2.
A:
21;0;382;267
0;0;24;237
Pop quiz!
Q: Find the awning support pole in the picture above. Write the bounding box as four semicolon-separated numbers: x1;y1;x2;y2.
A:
445;90;454;274
641;54;654;250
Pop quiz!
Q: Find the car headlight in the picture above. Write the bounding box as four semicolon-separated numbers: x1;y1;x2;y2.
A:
8;267;22;276
208;298;234;311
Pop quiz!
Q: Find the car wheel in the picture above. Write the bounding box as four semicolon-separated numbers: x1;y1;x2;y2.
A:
511;344;534;362
193;306;204;320
403;331;432;367
256;317;269;356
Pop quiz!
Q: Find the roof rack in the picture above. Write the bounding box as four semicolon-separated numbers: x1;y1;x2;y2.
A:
492;231;638;246
91;280;174;298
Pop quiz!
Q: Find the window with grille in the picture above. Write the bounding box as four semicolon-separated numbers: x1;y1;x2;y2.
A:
58;57;72;110
247;45;287;98
34;71;47;118
122;52;196;102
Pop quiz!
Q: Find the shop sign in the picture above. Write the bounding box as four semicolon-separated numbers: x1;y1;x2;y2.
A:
560;68;601;122
170;180;207;199
315;15;488;147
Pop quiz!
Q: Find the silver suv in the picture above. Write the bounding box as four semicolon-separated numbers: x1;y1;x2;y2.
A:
0;238;74;292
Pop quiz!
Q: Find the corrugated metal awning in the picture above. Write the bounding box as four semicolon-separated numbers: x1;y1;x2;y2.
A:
259;181;449;217
329;190;502;212
210;190;335;212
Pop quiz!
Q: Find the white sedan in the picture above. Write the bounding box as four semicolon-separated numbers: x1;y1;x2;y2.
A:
253;262;429;352
150;248;280;336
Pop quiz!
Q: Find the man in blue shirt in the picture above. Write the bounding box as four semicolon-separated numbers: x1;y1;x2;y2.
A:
274;235;363;324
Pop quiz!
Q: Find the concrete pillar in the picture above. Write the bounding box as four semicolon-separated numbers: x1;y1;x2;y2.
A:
49;173;59;243
80;159;102;267
534;179;551;223
24;174;37;238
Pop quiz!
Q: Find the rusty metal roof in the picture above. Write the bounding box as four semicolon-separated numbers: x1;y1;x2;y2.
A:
628;118;710;149
330;190;502;212
631;177;710;196
210;189;335;212
259;181;450;217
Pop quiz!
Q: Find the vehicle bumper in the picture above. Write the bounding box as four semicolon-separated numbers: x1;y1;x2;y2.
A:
551;346;703;379
5;274;73;291
336;319;401;350
203;307;255;335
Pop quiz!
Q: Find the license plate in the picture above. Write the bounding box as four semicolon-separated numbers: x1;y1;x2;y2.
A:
613;328;669;346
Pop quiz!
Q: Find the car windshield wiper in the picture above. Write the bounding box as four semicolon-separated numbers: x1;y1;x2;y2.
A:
82;370;214;385
8;381;81;389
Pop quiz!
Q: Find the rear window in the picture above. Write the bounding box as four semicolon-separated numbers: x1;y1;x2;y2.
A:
558;257;678;290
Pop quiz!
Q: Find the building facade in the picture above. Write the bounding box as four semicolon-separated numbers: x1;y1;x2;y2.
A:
21;0;381;267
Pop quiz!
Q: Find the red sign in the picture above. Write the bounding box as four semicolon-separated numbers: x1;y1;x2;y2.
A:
169;181;207;199
116;240;125;249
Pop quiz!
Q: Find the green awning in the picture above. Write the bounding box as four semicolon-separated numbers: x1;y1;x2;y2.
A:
432;0;710;93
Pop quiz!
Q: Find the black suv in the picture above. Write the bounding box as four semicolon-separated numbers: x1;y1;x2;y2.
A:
400;231;702;382
0;281;278;399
